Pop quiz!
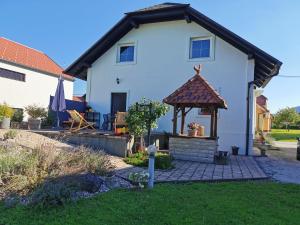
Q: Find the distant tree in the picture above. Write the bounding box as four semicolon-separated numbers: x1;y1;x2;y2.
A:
273;107;300;130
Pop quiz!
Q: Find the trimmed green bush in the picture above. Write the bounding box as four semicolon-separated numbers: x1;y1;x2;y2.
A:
124;152;173;170
11;109;24;123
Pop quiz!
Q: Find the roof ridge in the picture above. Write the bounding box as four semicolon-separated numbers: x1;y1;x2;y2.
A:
0;37;44;54
126;2;189;14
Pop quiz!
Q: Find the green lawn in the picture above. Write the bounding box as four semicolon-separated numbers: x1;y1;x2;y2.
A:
1;182;300;225
271;129;300;142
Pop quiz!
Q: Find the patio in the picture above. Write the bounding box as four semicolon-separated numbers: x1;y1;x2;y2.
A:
114;155;268;182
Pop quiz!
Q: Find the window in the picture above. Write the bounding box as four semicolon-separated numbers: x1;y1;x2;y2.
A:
0;67;25;82
118;44;135;63
190;37;212;59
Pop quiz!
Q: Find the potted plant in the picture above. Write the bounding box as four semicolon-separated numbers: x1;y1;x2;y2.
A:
187;122;198;137
231;145;239;155
0;103;14;129
25;104;47;130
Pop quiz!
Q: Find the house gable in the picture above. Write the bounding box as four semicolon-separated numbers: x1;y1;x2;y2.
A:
65;3;282;87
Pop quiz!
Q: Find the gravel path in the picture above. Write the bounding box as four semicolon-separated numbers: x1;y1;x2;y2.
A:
255;141;300;184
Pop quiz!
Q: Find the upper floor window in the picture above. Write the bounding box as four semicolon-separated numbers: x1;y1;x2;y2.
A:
117;43;135;63
189;37;213;60
0;67;25;82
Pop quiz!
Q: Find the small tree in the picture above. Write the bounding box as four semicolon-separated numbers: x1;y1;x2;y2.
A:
126;98;169;151
273;107;300;130
25;104;47;119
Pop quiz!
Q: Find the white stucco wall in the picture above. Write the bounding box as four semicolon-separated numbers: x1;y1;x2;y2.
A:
0;61;73;112
86;20;255;154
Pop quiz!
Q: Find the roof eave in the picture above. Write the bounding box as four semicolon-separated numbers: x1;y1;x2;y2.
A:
65;4;282;84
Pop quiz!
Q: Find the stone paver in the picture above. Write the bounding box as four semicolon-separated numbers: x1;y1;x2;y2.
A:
255;142;300;184
113;155;268;183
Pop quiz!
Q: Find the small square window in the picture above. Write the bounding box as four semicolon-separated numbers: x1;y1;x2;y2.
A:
190;38;211;59
118;45;134;63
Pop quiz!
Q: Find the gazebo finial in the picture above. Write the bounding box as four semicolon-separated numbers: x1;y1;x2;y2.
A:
194;64;201;75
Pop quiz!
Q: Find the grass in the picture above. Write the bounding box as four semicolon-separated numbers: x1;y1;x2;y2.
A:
270;129;300;142
1;181;300;225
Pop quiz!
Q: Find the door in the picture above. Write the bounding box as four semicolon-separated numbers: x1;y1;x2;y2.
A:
111;93;127;117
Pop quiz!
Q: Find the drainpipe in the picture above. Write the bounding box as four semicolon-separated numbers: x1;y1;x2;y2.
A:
245;81;254;156
246;72;279;155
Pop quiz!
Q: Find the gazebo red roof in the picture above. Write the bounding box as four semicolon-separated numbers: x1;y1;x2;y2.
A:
163;69;227;109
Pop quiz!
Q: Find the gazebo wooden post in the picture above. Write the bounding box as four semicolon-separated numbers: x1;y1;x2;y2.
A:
180;107;185;134
210;108;215;138
173;105;178;135
214;108;218;137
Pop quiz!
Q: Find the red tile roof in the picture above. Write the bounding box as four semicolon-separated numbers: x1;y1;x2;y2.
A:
256;95;267;107
0;37;73;80
163;69;227;109
72;95;86;102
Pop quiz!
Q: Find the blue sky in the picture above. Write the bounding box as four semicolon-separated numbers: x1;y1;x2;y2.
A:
1;0;299;113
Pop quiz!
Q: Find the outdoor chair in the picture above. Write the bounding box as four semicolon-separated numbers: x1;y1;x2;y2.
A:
66;110;96;132
114;111;128;134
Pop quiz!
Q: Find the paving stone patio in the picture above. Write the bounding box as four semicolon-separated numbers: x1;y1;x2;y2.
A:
113;155;268;182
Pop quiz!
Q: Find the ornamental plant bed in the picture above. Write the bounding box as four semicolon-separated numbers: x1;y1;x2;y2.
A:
124;152;173;170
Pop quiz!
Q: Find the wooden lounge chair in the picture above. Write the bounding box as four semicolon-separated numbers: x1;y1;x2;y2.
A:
114;111;128;134
67;110;96;132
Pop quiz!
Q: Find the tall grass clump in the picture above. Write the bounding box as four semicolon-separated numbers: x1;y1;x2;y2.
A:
0;143;112;202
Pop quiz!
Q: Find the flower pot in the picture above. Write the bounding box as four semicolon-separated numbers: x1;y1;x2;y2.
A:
197;126;205;136
10;122;20;129
0;117;11;129
231;146;239;155
28;118;41;130
188;129;197;137
260;149;266;157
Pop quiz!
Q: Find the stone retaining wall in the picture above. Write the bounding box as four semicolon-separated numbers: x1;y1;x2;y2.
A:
169;136;217;163
34;131;133;158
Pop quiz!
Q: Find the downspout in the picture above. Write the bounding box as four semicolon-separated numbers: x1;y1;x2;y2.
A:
246;72;279;155
245;81;254;156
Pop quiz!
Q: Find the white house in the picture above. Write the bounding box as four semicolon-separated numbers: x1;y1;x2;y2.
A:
65;3;282;155
0;37;74;113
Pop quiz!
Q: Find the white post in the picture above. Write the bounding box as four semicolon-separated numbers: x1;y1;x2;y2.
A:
147;145;157;189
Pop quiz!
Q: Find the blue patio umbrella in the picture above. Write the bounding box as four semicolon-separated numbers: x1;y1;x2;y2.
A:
51;76;66;127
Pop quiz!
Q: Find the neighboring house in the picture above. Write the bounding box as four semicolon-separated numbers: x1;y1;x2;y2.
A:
256;95;272;132
73;94;86;102
0;37;74;114
65;3;282;155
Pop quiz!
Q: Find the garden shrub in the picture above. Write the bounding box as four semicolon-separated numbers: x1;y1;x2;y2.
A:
0;103;14;120
124;152;173;170
30;181;74;207
11;109;24;123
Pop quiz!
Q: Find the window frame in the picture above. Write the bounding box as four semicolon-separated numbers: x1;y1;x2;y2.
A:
188;36;215;61
116;42;137;65
0;67;26;82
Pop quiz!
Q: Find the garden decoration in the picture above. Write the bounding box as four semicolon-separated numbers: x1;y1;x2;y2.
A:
187;122;199;137
147;145;157;189
25;105;47;130
231;145;239;155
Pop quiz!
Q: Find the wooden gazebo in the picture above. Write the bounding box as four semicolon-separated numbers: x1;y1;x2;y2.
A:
163;65;227;138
